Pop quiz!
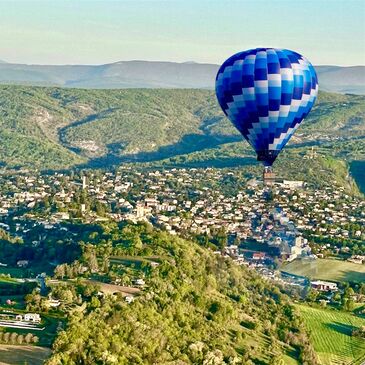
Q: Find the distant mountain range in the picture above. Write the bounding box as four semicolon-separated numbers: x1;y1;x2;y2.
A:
0;60;364;93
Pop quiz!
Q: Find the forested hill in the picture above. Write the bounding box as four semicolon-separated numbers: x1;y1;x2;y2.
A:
0;85;364;173
45;222;317;365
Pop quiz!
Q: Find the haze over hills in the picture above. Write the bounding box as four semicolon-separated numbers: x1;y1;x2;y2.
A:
0;60;364;93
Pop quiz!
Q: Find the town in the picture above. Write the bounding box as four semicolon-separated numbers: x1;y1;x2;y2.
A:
0;166;363;252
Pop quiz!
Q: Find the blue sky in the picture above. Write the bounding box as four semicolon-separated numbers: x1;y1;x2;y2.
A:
0;0;364;66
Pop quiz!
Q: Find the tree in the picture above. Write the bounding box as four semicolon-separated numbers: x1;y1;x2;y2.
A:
306;289;319;302
17;334;24;345
332;292;341;302
132;234;143;251
344;298;355;312
60;289;74;304
54;264;66;279
89;296;101;310
10;332;17;344
25;333;34;344
83;246;99;273
215;228;228;250
359;283;365;295
3;332;10;343
345;287;355;297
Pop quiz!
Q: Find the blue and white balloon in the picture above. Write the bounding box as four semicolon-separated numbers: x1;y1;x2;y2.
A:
215;48;318;166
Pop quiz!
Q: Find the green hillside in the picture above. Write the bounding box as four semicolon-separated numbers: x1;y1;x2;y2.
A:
45;222;315;365
0;85;364;189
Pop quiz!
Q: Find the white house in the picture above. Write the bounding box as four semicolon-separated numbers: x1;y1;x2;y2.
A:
24;313;41;322
134;279;145;286
311;280;338;292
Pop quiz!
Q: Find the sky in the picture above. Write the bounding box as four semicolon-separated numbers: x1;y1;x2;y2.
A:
0;0;364;66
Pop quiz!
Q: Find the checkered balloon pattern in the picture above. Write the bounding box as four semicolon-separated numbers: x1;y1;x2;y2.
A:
215;48;318;166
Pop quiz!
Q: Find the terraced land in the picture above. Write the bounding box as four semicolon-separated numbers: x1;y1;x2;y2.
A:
297;304;365;364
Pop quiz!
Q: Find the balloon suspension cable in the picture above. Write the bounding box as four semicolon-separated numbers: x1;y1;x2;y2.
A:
263;166;275;186
263;166;275;204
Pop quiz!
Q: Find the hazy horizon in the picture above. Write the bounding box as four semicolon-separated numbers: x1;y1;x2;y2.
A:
0;58;364;67
0;0;364;67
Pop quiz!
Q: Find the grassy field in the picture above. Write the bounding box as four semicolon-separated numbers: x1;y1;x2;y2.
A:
297;304;365;365
282;258;365;283
0;345;51;365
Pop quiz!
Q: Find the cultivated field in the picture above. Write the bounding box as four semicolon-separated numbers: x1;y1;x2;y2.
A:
0;345;51;365
297;304;365;365
282;258;365;283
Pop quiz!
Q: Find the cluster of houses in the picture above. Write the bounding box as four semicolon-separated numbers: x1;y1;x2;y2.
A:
310;280;338;292
0;312;41;323
0;167;364;264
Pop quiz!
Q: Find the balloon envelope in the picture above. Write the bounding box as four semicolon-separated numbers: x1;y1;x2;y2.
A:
215;48;318;166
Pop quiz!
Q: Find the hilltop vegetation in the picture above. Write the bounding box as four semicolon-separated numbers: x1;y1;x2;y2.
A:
46;222;316;365
0;85;364;190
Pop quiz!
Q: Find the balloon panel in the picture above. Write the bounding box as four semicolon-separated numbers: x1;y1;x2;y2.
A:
215;48;318;166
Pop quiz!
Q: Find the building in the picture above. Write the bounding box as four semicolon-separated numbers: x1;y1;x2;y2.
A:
252;252;266;261
24;313;41;322
134;278;145;286
311;280;338;292
17;260;29;268
15;313;41;322
82;176;87;190
46;298;61;308
125;296;134;304
282;180;305;189
136;204;152;219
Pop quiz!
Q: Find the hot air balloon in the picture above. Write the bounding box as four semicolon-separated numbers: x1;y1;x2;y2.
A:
215;48;318;182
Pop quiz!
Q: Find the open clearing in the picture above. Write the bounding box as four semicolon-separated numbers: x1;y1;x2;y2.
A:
0;345;51;365
282;258;365;282
86;279;140;296
297;304;365;365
